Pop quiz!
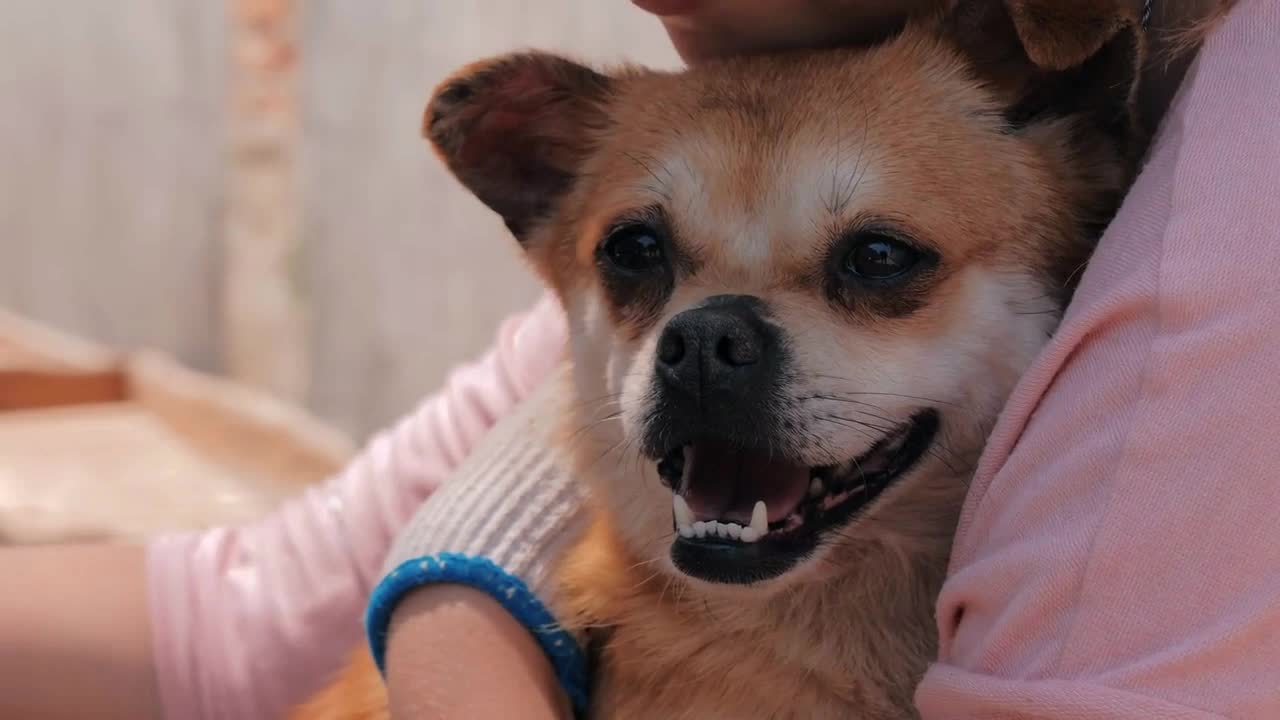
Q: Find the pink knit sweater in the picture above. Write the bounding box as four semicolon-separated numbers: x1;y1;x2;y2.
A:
915;2;1280;716
146;1;1280;717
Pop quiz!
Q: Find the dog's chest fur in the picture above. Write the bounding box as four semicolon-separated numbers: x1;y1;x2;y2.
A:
556;518;948;720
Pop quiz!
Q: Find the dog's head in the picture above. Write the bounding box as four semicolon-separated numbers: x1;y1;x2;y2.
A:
426;0;1144;591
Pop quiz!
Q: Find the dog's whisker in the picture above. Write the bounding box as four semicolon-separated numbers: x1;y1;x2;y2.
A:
803;379;980;413
566;411;625;442
626;568;667;593
657;576;676;607
814;415;886;445
824;414;896;435
805;399;899;425
567;392;624;415
622;555;665;573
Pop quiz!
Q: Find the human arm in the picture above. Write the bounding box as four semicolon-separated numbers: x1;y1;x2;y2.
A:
368;372;586;718
0;543;158;720
384;568;570;720
143;292;567;720
0;291;566;720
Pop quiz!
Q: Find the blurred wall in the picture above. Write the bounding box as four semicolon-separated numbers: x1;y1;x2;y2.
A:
0;1;228;370
0;1;679;437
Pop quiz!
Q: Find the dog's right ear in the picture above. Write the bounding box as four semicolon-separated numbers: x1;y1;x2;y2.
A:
424;52;613;242
945;0;1148;160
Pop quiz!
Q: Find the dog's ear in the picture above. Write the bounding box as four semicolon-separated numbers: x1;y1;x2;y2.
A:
1004;0;1144;71
424;52;612;241
947;0;1147;155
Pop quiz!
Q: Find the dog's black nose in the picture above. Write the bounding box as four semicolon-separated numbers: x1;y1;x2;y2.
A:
655;295;777;400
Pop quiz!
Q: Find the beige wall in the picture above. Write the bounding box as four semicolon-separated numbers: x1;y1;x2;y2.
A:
0;1;228;370
0;2;679;437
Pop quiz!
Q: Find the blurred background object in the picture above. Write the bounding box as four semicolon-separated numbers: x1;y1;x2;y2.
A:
0;308;352;543
0;0;680;441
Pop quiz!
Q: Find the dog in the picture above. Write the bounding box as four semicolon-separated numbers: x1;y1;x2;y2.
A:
295;0;1163;717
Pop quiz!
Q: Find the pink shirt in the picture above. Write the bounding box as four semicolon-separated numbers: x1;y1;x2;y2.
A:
145;294;568;720
916;1;1280;717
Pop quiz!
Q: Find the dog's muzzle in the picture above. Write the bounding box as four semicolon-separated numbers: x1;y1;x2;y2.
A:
645;294;786;454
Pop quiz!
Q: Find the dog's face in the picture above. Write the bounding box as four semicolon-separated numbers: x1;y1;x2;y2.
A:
427;2;1142;591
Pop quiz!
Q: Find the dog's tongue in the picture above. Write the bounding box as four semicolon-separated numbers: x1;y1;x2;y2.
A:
682;438;809;524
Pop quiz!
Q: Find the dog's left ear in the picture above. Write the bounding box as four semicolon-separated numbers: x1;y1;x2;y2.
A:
947;0;1148;156
424;52;613;242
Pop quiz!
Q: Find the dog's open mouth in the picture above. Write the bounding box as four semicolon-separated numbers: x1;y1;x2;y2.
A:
658;409;939;584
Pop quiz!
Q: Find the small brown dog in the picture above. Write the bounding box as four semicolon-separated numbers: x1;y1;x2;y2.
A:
298;1;1157;717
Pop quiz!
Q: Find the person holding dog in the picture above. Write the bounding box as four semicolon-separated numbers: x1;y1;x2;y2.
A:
2;1;1276;719
375;2;1280;718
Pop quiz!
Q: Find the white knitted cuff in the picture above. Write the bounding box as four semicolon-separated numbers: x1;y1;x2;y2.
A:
379;373;588;601
366;375;592;710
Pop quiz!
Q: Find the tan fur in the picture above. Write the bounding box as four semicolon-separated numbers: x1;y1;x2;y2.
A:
291;650;385;720
556;504;949;719
293;2;1233;719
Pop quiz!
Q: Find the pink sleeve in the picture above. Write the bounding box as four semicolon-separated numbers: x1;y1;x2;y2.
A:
145;292;567;720
916;2;1280;718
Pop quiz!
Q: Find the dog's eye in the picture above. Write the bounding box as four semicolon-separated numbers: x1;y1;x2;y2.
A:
842;234;920;281
601;223;666;273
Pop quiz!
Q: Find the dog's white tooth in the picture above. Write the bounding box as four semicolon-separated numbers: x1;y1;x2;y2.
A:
693;521;707;538
809;477;825;498
717;522;731;538
726;523;742;540
678;525;695;539
750;501;768;537
673;494;694;528
739;526;759;543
